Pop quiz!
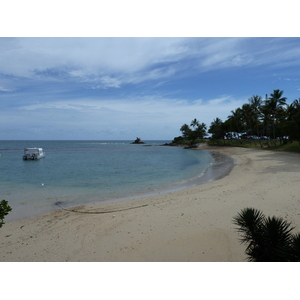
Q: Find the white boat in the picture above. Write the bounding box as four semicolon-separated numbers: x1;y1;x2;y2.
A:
23;148;45;160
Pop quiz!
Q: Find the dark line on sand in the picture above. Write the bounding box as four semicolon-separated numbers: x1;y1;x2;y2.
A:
55;201;148;214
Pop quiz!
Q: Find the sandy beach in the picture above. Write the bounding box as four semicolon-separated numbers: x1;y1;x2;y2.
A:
1;146;300;262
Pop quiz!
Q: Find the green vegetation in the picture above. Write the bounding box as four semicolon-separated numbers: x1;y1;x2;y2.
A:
172;118;207;146
0;200;12;228
173;89;300;152
233;208;300;262
208;90;300;151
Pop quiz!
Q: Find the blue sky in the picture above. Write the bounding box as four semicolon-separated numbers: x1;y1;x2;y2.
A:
1;37;300;140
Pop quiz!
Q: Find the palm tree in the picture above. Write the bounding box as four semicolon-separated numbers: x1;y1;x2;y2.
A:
249;95;262;137
260;99;272;138
270;89;287;106
187;122;207;146
265;90;287;139
180;124;190;140
228;108;243;135
190;118;199;128
291;98;300;110
287;98;300;120
285;100;300;144
208;117;224;140
195;122;207;139
240;103;256;136
233;208;300;261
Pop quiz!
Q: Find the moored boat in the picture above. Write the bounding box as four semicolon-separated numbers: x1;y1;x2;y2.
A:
23;148;45;160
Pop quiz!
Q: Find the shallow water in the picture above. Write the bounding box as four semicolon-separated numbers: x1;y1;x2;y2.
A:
0;140;217;221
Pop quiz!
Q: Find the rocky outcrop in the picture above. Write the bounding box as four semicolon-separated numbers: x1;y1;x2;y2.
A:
131;137;146;144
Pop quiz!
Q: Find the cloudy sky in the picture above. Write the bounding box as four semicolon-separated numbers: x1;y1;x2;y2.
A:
1;37;300;140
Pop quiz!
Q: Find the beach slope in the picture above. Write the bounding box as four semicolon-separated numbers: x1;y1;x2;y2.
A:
1;146;300;262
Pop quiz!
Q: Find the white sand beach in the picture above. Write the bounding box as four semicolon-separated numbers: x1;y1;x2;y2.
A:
1;146;300;262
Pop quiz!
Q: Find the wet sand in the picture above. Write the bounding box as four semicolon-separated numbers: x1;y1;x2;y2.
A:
1;146;300;261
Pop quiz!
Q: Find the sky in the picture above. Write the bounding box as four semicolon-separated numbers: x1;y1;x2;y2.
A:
1;37;300;140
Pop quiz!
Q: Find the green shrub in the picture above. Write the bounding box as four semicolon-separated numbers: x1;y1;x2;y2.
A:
233;208;300;261
0;200;12;228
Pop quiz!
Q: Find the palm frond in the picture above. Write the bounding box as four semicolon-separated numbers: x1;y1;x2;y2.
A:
233;208;298;262
259;216;294;261
233;207;265;244
263;216;294;246
281;233;300;262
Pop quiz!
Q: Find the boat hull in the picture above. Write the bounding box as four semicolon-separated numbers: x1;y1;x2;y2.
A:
23;154;45;160
22;148;45;160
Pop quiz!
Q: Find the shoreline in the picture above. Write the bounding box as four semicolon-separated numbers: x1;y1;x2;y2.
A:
4;148;234;223
93;149;235;205
1;146;300;261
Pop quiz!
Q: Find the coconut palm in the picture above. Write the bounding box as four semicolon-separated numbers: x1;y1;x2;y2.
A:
270;89;287;106
180;124;191;139
249;95;262;136
264;90;287;139
186;122;207;145
284;99;300;143
240;103;256;136
228;108;243;135
195;122;207;139
208;117;224;140
190;118;199;128
233;207;300;262
291;98;300;110
260;102;272;138
287;98;300;119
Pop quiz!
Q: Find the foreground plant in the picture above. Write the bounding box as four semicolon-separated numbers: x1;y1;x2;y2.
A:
0;200;12;228
233;207;300;262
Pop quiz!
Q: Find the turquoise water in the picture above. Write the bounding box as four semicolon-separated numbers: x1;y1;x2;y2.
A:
0;140;214;221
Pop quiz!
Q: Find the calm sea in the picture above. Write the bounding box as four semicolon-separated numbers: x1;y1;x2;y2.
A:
0;140;214;221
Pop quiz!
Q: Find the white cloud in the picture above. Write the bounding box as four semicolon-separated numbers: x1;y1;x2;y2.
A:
0;37;188;78
1;37;300;94
127;66;177;84
208;96;232;105
0;86;13;92
283;78;298;81
20;102;91;111
98;76;122;89
8;95;246;140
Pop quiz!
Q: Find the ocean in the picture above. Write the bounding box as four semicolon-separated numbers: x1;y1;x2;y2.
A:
0;140;217;221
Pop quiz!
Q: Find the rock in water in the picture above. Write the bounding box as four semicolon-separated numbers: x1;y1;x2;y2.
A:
131;137;146;144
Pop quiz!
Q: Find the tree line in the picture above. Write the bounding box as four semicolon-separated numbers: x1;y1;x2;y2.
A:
174;89;300;146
